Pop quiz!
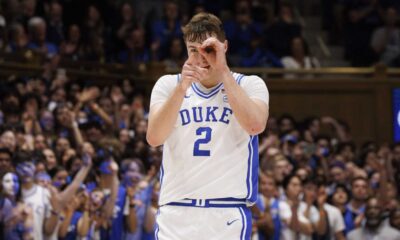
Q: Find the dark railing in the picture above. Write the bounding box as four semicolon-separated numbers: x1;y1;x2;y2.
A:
1;51;400;83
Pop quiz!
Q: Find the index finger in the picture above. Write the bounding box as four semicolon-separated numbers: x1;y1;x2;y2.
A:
199;37;222;53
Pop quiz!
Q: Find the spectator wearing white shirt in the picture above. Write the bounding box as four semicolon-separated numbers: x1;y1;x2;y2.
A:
15;152;61;240
318;184;346;240
281;37;320;79
348;197;400;240
280;174;319;240
371;7;400;66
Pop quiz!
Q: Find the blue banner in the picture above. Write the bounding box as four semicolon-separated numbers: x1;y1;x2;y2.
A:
394;89;400;142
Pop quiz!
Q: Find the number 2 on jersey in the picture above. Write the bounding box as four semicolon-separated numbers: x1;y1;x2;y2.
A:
193;127;212;156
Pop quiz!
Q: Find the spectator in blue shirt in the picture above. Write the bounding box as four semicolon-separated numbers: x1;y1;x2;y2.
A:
150;0;182;60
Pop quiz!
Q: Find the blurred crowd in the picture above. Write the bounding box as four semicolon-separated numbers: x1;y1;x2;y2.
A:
0;73;162;239
0;71;399;239
322;0;400;67
0;0;399;72
0;0;400;240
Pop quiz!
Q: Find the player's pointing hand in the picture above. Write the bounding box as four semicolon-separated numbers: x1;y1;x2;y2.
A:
180;60;209;91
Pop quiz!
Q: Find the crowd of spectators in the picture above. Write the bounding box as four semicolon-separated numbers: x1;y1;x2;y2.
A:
322;0;400;67
0;0;400;240
0;70;399;239
0;0;397;72
0;0;299;69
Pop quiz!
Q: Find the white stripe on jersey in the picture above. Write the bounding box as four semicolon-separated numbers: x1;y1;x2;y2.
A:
239;207;247;240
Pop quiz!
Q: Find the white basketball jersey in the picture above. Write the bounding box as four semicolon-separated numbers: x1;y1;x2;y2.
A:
150;72;269;206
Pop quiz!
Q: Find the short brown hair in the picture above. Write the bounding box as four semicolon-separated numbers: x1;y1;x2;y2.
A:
182;12;225;43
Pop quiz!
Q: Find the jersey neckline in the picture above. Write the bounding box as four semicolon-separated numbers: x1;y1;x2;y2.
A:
176;72;245;99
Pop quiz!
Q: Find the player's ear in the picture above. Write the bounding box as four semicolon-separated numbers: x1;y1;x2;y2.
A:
224;40;228;53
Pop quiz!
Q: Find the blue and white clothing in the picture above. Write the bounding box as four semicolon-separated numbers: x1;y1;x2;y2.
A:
125;185;153;240
150;72;269;240
150;73;269;206
156;204;252;240
344;203;365;235
280;201;319;240
101;186;127;240
22;185;52;240
1;198;24;240
323;203;345;239
254;194;282;240
62;211;82;240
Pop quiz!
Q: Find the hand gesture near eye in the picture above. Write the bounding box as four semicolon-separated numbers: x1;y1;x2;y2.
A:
197;37;228;72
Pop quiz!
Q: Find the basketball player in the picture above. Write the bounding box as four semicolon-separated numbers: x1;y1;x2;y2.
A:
147;12;269;239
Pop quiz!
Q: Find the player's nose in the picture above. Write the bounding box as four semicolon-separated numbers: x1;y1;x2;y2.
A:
188;52;207;66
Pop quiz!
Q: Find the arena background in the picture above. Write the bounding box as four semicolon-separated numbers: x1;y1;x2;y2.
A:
0;0;400;239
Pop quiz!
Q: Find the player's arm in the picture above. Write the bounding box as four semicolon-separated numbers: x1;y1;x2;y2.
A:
198;38;268;135
147;62;208;147
221;72;268;135
146;85;186;147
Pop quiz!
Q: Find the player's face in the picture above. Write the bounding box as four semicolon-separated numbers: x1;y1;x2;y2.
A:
2;172;20;196
186;41;211;70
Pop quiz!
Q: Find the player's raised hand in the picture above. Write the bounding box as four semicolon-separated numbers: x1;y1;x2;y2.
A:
180;60;209;91
198;37;228;71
